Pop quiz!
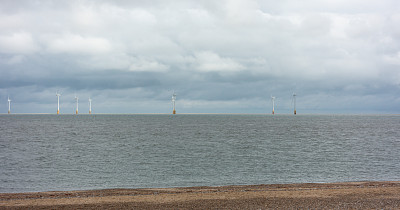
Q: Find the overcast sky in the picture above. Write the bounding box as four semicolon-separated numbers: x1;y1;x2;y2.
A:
1;0;400;114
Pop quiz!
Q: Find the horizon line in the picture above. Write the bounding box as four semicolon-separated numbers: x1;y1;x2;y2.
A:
1;113;400;116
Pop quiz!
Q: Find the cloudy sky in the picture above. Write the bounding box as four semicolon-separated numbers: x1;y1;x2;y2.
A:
1;0;400;114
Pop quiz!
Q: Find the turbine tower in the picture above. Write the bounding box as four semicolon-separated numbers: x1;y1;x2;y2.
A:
172;92;177;114
75;95;79;114
7;96;11;114
56;91;61;114
293;93;297;115
88;97;92;114
271;96;275;115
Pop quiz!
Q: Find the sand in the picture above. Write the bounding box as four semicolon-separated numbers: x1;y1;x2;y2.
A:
1;181;400;209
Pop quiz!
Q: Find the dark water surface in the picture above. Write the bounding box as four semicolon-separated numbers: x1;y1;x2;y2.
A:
1;114;399;193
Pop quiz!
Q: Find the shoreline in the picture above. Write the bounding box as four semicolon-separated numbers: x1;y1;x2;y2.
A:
1;181;400;209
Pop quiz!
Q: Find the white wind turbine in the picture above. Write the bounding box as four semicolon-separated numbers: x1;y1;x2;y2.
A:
271;96;276;115
292;93;297;115
56;91;61;114
7;96;11;114
88;97;92;114
75;95;79;114
172;91;177;114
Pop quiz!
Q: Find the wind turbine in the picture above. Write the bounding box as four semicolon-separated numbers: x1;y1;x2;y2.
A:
56;91;61;114
88;97;92;114
75;95;79;114
172;91;177;114
271;96;276;115
292;93;297;115
7;96;11;114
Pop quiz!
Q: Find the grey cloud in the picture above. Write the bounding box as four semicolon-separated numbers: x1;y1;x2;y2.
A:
1;0;400;113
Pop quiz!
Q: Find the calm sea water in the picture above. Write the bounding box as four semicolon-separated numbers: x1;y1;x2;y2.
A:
0;114;399;193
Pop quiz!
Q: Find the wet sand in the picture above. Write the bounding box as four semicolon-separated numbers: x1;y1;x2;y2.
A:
1;181;400;209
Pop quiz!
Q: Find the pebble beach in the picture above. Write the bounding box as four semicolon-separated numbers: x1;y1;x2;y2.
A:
1;181;400;209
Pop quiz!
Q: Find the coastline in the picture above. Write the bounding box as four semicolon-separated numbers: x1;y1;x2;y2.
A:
1;181;400;209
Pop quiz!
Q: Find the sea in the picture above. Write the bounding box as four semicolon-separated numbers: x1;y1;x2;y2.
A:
0;114;399;193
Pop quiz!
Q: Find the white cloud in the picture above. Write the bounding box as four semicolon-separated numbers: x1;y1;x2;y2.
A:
47;34;112;54
0;13;26;31
129;57;169;72
76;53;169;72
383;51;400;65
192;51;245;72
0;32;38;54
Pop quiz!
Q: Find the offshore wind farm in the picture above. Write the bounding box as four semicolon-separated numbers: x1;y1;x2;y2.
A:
3;91;300;115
